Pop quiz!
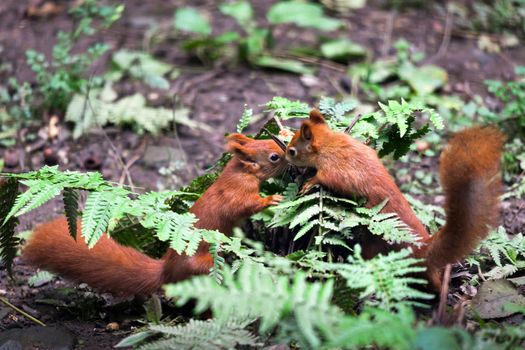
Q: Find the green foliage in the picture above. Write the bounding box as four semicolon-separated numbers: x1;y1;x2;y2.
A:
4;93;522;349
172;1;348;73
118;319;258;350
327;306;417;350
468;0;525;35
65;86;211;138
474;226;525;279
165;263;341;349
107;50;179;90
0;79;34;145
339;246;433;308
25;0;123;111
343;200;420;245
267;1;342;30
405;194;445;234
28;270;55;287
265;96;310;119
174;7;212;35
0;178;19;276
485;66;525;133
236;106;253;133
63;188;79;239
0;166;227;263
367;99;443;159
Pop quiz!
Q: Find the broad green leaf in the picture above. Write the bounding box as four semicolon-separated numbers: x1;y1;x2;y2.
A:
267;1;342;31
321;39;367;61
219;1;253;27
398;63;448;96
254;56;316;75
174;8;211;35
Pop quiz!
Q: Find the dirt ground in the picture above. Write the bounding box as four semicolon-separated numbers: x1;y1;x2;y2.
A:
1;0;525;348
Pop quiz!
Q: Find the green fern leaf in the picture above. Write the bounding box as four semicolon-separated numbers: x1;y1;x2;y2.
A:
82;191;115;248
236;107;253;133
290;204;321;229
63;188;80;239
137;319;258;350
0;178;20;276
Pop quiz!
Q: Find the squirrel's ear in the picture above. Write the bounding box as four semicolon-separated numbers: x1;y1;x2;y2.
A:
227;142;260;172
227;141;257;161
301;123;313;141
226;133;252;145
309;109;326;124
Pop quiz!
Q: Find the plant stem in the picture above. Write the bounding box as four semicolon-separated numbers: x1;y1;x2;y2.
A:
0;296;47;327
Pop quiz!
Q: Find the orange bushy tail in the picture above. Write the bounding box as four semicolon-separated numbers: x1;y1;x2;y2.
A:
23;217;164;297
425;127;505;288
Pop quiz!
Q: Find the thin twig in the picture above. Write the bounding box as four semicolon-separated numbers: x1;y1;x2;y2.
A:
428;2;452;63
436;264;452;325
118;153;142;186
381;10;396;57
0;296;46;327
273;53;347;73
344;114;363;133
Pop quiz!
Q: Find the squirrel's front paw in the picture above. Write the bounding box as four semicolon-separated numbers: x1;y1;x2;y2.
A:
299;178;318;194
266;194;283;206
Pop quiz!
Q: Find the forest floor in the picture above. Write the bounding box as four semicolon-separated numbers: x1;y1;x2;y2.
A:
0;0;524;348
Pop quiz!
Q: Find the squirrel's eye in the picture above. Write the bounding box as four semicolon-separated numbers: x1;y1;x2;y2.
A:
268;153;281;163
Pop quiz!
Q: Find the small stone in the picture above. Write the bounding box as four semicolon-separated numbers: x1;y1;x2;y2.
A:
106;322;119;331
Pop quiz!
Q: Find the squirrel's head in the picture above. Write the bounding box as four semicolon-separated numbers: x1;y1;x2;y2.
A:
226;133;287;180
286;109;330;167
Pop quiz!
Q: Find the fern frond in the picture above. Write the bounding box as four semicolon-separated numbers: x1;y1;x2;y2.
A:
264;97;310;119
63;188;80;239
339;245;433;309
327;306;417;350
236;107;253;133
290;204;321;229
477;226;525;270
82;190;120;248
0;178;20;276
138;319;258;350
164;263;342;348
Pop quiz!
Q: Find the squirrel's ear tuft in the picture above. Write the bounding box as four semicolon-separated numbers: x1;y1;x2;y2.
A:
226;133;252;145
227;141;257;161
309;109;326;124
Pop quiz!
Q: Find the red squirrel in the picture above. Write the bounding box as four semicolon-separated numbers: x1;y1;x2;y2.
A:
23;134;286;297
286;109;504;290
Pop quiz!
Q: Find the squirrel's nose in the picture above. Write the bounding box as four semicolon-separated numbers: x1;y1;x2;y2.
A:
287;147;297;157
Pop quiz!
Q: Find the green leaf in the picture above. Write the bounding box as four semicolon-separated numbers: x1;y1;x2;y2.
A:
66;91;211;138
254;56;315;75
398;63;448;96
0;178;19;276
115;331;155;348
82;190;122;248
236;107;252;133
28;270;55;287
63;188;79;240
321;39;367;61
219;1;253;27
267;1;342;31
174;7;211;35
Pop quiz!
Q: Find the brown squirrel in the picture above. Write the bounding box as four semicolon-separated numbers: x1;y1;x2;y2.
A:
23;134;286;297
286;109;504;290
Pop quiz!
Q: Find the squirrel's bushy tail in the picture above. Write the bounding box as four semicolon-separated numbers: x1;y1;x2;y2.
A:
425;127;505;289
23;217;164;297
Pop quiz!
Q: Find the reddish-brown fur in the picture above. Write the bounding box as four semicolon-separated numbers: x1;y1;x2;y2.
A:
23;134;286;297
287;110;504;290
